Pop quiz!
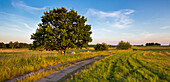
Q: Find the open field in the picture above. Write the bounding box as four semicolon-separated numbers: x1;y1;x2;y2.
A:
0;48;115;82
1;48;170;82
67;50;170;82
132;46;170;49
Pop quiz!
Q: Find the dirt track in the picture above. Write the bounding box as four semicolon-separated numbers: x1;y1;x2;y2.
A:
36;55;110;82
6;55;111;82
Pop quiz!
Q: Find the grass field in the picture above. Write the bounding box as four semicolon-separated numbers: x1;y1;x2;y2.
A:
68;50;170;82
132;46;170;49
1;47;170;82
0;48;116;82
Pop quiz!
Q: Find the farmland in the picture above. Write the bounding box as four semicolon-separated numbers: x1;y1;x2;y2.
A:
1;47;170;82
68;50;170;82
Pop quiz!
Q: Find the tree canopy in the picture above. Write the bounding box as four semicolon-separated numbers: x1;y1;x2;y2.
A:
31;7;92;55
0;42;6;48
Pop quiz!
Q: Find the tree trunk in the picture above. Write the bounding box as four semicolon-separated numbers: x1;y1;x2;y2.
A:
61;50;63;55
64;49;67;56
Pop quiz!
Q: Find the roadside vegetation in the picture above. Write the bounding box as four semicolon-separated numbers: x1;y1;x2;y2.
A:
0;49;115;82
68;50;170;82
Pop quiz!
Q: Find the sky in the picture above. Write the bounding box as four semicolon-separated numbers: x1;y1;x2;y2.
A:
0;0;170;45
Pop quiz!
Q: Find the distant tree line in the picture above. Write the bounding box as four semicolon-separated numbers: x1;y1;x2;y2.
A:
0;41;31;49
133;44;144;46
89;44;116;48
145;42;161;46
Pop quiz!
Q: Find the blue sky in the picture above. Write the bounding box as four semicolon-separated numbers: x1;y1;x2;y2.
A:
0;0;170;45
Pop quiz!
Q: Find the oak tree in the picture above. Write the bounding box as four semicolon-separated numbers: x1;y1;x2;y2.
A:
31;7;92;55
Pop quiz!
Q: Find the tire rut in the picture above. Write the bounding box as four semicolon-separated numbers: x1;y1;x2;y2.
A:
36;55;111;82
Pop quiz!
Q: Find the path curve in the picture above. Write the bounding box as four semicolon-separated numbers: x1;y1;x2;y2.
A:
6;55;111;82
36;55;110;82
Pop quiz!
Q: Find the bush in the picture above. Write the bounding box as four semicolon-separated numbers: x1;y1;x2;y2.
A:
116;40;131;49
94;43;109;51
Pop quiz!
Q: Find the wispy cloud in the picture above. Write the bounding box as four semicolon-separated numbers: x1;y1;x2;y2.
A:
100;28;113;32
0;12;37;31
11;1;46;14
0;12;38;43
11;28;23;32
12;1;46;10
85;8;135;29
22;23;34;30
160;26;170;29
141;32;154;38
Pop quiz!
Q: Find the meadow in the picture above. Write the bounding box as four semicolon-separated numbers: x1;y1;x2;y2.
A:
0;48;115;82
68;50;170;82
1;46;170;82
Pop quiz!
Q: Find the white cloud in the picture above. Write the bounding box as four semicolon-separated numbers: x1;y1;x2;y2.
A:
160;26;170;29
0;12;38;43
0;12;37;31
11;28;23;32
85;8;135;29
22;23;34;30
101;28;113;32
12;1;46;10
11;1;46;14
141;32;154;38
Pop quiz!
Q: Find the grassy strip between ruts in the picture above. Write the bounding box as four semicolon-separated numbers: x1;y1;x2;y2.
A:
0;50;116;82
17;63;72;82
67;50;170;82
18;55;109;82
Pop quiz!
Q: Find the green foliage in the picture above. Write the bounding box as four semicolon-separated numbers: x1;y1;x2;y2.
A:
116;40;131;49
94;43;109;51
1;41;31;49
9;41;19;49
31;7;92;55
0;42;6;48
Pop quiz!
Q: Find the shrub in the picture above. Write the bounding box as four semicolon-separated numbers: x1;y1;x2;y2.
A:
116;40;131;49
94;43;109;51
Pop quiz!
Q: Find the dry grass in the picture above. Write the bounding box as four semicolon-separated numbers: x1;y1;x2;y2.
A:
152;52;157;55
0;49;31;52
159;52;166;56
166;52;170;55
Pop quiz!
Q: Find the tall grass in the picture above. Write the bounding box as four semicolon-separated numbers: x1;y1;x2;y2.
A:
0;49;115;82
